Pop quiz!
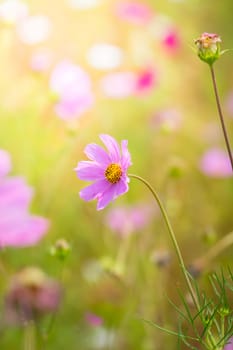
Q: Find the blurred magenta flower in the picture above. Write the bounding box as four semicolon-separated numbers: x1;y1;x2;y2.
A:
105;204;153;237
4;267;61;324
85;312;103;327
75;134;132;210
0;0;28;24
199;148;232;178
161;27;181;54
16;15;52;45
0;150;49;247
134;67;157;95
115;1;153;25
224;337;233;350
50;60;94;120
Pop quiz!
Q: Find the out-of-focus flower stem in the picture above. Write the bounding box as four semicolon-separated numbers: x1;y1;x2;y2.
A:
191;231;233;273
23;322;36;350
129;174;200;312
209;65;233;171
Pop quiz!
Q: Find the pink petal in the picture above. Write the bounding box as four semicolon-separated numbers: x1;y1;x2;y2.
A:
121;140;132;169
76;161;104;181
0;216;49;247
0;177;33;211
84;143;111;165
99;134;121;163
79;179;110;201
114;178;129;197
97;185;116;210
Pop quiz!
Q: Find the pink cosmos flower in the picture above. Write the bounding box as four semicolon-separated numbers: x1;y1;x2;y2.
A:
199;148;232;178
0;149;49;247
75;134;132;210
105;204;153;237
49;60;94;120
115;1;153;25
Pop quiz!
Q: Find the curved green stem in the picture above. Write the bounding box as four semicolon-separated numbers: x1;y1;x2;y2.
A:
209;65;233;171
129;174;200;312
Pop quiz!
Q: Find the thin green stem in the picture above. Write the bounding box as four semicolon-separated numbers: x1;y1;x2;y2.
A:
129;174;200;312
209;64;233;171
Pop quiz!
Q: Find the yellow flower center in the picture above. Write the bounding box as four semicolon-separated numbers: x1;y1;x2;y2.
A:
105;163;122;184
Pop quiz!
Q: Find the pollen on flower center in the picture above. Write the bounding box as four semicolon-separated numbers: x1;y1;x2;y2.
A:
105;163;122;184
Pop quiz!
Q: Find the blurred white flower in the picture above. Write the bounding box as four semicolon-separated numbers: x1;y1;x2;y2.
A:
0;0;28;24
68;0;102;10
49;60;94;120
87;43;124;70
16;15;52;45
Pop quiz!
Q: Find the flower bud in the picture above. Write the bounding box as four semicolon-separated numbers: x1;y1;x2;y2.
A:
50;239;71;261
195;32;221;65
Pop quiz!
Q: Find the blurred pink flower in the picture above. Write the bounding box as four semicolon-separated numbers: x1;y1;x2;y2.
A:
0;150;49;247
5;267;61;324
115;1;153;25
85;312;103;327
30;49;53;72
0;0;28;24
150;108;182;132
134;67;157;95
16;15;52;45
225;91;233;116
75;134;132;210
49;60;94;120
100;72;136;98
105;204;153;237
100;68;157;99
199;148;232;178
161;27;181;54
223;337;233;350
